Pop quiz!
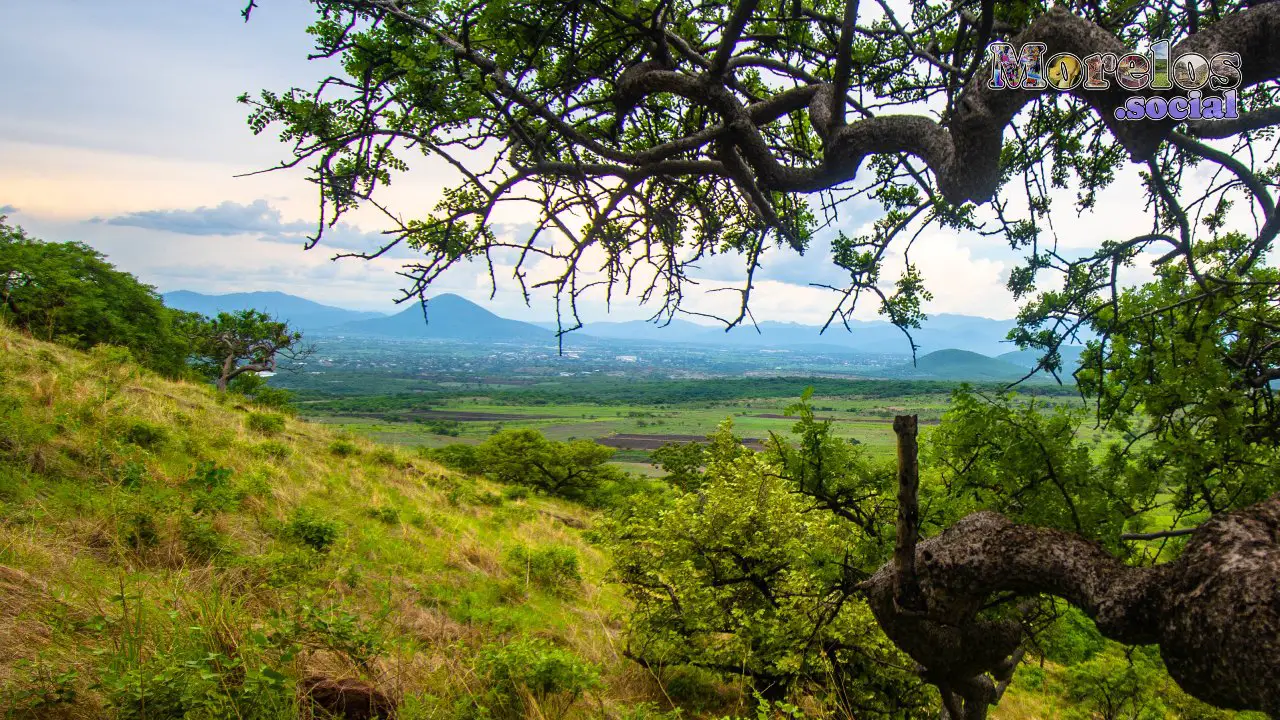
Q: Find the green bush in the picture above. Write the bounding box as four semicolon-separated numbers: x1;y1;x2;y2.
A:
366;505;400;525
186;462;243;513
245;412;286;436
328;439;360;457
471;638;601;720
122;420;167;450
369;447;403;467
504;545;582;596
121;512;159;551
662;666;724;711
421;443;483;474
6;659;79;714
253;440;291;461
286;508;341;552
98;630;293;719
229;373;296;413
501;485;531;501
179;516;228;561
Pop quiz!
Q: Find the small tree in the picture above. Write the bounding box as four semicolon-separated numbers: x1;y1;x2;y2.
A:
189;309;308;392
475;428;622;502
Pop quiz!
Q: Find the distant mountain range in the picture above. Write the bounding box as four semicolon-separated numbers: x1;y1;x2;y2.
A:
332;294;552;343
162;290;1086;380
162;291;384;334
548;313;1040;357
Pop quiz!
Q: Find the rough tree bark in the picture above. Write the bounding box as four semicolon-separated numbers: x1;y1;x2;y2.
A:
865;418;1280;718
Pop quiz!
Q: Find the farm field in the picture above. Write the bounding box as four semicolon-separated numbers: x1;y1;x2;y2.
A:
300;387;1090;477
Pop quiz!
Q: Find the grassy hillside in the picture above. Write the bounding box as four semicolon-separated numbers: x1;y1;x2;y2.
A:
0;322;661;718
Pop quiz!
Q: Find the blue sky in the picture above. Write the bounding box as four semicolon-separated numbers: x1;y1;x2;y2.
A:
0;0;1166;323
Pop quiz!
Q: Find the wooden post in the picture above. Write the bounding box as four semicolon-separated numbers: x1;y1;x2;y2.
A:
893;414;923;611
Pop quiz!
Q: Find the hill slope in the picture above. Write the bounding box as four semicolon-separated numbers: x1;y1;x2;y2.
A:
0;323;634;717
334;293;553;343
881;348;1032;381
163;290;385;332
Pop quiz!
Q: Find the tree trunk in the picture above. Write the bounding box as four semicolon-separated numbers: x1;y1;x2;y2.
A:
892;415;922;611
863;495;1280;717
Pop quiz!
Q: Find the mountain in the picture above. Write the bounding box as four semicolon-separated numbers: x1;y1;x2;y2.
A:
881;349;1032;381
163;290;384;332
333;293;553;342
998;345;1087;372
565;314;1019;356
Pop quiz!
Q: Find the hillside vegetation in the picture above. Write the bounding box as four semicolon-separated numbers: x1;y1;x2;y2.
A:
0;322;1261;720
0;322;649;718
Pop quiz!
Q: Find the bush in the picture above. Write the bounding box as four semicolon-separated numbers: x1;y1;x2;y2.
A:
286;508;341;552
253;439;291;461
369;447;403;467
504;545;582;596
328;439;360;457
186;462;243;513
228;372;296;412
121;512;159;551
179;516;227;561
122;420;167;450
366;505;400;525
246;412;286;436
421;443;483;474
471;638;601;720
501;485;530;501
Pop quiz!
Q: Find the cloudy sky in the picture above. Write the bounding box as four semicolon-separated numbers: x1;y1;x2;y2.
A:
0;0;1174;324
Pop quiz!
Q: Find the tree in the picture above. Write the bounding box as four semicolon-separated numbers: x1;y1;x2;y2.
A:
245;0;1280;715
473;428;626;503
608;416;930;714
0;218;195;376
188;309;308;392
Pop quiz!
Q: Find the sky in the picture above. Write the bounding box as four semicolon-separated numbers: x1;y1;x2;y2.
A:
0;0;1185;325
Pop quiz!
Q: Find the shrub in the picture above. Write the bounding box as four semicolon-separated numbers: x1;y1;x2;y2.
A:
366;505;400;525
472;638;601;720
421;443;483;474
113;460;148;488
504;545;582;596
328;439;360;457
662;666;725;712
179;516;227;561
369;447;403;467
121;512;159;551
501;485;530;501
6;659;79;714
186;462;242;513
122;420;167;450
286;508;341;552
246;411;285;436
229;373;297;413
253;439;291;461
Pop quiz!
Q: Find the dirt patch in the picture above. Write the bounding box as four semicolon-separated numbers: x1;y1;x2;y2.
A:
598;433;767;451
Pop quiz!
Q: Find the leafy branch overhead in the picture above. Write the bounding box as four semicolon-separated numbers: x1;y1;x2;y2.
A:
241;1;1280;718
244;0;1279;348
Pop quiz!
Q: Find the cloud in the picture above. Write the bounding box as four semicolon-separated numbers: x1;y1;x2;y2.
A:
96;199;308;237
94;199;421;259
0;204;16;215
